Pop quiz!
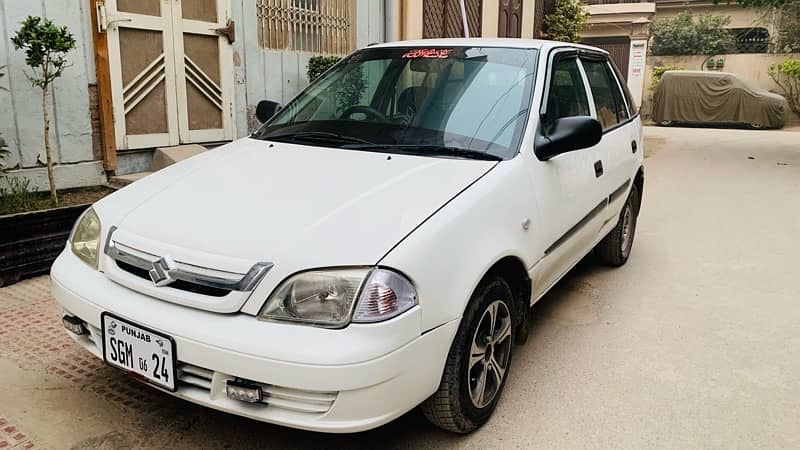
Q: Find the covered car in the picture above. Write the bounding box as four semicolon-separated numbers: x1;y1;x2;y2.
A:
652;71;788;129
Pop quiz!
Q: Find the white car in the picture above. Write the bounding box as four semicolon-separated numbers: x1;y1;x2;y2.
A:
52;38;643;434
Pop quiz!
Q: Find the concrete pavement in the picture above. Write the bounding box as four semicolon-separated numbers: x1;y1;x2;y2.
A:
1;126;799;449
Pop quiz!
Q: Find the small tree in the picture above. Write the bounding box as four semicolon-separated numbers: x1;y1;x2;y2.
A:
543;0;589;43
650;11;735;56
11;16;76;207
769;58;800;115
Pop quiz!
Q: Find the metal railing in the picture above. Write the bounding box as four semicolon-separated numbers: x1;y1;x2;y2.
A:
256;0;355;54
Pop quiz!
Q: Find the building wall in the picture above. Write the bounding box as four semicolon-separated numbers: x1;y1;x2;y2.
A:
0;0;106;191
232;0;384;137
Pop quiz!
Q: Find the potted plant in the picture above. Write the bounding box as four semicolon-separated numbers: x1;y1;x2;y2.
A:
0;18;113;286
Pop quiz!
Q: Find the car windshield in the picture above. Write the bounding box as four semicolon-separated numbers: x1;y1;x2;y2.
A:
252;46;539;160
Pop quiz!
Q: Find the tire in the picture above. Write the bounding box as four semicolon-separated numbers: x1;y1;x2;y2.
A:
421;276;516;433
594;184;640;267
659;120;673;126
749;122;764;130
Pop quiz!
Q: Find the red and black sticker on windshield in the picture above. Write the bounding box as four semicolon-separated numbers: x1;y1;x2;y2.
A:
402;48;453;59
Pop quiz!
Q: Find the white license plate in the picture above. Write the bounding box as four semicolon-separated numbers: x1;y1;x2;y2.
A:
102;313;176;391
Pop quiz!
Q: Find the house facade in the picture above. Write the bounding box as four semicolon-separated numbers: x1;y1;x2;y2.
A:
581;0;787;107
0;0;384;190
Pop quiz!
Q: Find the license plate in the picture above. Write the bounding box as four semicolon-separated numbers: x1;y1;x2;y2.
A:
101;313;176;391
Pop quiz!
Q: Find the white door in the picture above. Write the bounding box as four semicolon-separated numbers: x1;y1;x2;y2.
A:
529;52;608;301
171;0;235;144
104;0;234;150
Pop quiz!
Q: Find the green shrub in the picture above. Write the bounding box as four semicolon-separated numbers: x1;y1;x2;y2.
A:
0;176;38;215
650;12;734;56
650;65;685;90
543;0;589;43
308;56;341;82
769;58;800;115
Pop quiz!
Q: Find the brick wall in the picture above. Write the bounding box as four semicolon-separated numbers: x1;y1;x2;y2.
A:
88;84;104;162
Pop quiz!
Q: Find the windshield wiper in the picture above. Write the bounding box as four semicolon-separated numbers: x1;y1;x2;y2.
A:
263;131;376;146
343;144;503;161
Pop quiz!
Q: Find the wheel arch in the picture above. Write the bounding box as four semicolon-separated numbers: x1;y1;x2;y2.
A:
633;165;645;214
481;255;532;346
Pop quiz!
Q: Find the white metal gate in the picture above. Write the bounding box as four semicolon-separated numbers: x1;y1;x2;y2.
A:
101;0;234;150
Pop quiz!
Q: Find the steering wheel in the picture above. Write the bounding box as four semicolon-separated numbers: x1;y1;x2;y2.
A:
340;105;388;122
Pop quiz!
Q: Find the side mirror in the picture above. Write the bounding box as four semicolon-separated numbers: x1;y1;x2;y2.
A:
256;100;282;123
534;116;602;161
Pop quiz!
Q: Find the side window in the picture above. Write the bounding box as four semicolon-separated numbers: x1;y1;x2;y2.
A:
542;57;590;134
582;59;629;130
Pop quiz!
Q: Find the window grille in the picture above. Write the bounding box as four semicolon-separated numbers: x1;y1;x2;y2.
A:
730;28;770;54
256;0;355;54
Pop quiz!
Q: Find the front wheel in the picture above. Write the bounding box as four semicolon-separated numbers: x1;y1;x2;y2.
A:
594;184;640;266
421;276;515;433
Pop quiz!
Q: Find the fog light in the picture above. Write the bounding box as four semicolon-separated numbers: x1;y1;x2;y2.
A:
62;315;87;335
226;380;262;403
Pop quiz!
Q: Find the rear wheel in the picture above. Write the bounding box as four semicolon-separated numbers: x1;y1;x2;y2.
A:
659;120;673;126
749;122;764;130
421;276;515;433
594;185;640;266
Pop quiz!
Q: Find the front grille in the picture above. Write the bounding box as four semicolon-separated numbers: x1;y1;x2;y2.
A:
116;260;231;297
177;363;338;415
103;227;273;302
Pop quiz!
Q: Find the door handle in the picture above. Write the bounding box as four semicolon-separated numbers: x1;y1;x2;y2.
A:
594;160;604;178
631;140;638;154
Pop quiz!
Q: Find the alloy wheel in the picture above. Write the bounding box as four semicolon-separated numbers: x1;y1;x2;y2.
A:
468;300;512;409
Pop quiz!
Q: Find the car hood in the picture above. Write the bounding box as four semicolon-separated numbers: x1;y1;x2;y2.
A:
111;138;496;275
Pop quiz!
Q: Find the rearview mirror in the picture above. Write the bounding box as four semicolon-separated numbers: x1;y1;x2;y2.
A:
256;100;282;123
534;116;602;161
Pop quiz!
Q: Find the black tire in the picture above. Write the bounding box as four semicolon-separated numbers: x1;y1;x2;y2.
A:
594;184;640;267
421;276;515;433
659;120;673;127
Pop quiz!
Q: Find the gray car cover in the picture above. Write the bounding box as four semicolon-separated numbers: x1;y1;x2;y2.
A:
652;71;788;128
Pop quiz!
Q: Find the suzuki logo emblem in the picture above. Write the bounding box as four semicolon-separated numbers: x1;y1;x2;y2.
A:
149;256;177;287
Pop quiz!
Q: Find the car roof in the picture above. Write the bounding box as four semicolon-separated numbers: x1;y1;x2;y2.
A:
370;38;608;54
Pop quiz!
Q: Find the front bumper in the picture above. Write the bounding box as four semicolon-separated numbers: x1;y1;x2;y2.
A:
50;250;458;433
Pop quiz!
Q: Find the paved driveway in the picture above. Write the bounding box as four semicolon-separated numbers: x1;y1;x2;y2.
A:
1;126;799;449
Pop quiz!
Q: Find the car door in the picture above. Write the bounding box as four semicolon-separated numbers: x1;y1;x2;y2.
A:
528;49;608;301
580;53;639;225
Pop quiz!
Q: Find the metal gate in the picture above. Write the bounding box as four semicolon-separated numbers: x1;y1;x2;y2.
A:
582;36;631;81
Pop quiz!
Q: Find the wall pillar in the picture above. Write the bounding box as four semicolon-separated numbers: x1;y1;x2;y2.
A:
627;39;648;107
402;0;424;39
482;0;499;37
521;0;535;38
627;20;650;108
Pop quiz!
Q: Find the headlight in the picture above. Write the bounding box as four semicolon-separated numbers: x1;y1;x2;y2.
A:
259;268;417;328
69;208;101;269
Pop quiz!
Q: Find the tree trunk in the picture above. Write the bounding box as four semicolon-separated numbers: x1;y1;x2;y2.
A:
42;88;58;206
